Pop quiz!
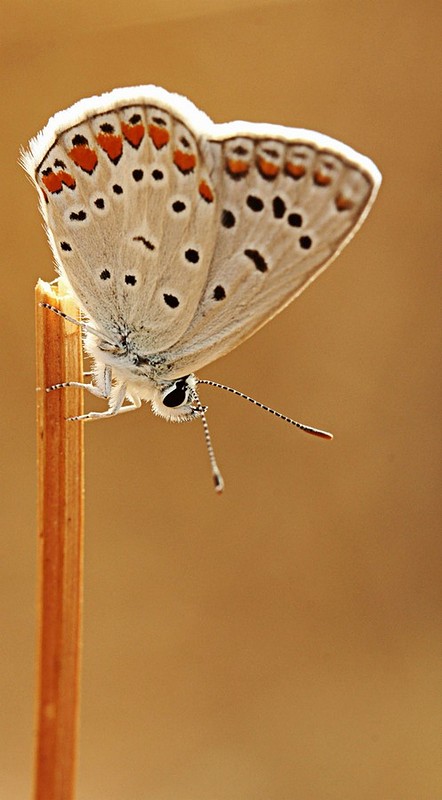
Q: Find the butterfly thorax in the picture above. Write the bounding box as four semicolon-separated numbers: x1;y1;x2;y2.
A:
85;330;200;421
85;327;169;378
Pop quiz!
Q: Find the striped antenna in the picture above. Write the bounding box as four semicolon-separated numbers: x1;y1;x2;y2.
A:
191;385;225;493
197;379;333;440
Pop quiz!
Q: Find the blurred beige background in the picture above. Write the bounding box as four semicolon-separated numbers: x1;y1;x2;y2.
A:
2;1;441;798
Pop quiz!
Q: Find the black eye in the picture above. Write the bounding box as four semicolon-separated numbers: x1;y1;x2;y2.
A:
162;380;188;408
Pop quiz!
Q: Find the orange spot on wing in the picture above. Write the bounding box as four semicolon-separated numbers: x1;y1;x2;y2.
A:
257;156;279;179
42;172;62;193
61;171;76;188
41;169;76;193
68;144;98;173
96;132;123;163
285;163;306;179
313;170;332;186
121;121;145;148
199;180;214;203
226;158;249;177
335;193;354;211
173;150;196;173
148;124;170;149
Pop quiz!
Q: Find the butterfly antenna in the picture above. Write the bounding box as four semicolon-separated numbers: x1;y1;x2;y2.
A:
39;302;118;345
197;379;333;440
191;387;224;494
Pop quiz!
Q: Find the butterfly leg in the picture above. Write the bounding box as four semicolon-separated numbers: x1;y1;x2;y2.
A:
46;364;113;400
67;383;142;422
47;365;141;421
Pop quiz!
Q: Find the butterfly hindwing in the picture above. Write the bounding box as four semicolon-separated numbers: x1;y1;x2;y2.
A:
162;128;380;377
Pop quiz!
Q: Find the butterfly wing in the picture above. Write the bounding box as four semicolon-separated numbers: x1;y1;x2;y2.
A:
160;124;381;377
24;86;380;378
24;86;219;353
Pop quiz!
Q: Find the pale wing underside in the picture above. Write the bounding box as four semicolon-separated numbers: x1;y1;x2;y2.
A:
24;86;381;379
164;128;380;377
26;92;219;354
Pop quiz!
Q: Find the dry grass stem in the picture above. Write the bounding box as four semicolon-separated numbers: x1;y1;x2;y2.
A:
34;279;84;800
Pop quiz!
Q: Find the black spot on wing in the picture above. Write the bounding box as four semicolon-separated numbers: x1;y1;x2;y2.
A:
288;213;303;227
72;134;88;146
244;249;268;273
246;195;264;212
213;285;226;301
221;209;235;228
272;196;286;219
163;293;179;308
185;248;199;264
133;236;155;250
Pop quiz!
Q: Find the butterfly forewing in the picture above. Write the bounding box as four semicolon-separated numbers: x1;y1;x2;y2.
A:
31;96;218;353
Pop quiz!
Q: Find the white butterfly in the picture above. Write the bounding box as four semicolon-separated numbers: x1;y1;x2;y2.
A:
23;85;381;491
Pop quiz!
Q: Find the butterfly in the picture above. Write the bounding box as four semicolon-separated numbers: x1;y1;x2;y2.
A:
23;85;381;491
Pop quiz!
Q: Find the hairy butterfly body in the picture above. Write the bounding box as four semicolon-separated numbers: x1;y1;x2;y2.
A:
23;85;381;491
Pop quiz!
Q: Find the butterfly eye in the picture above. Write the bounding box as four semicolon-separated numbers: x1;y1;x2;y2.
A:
161;378;191;408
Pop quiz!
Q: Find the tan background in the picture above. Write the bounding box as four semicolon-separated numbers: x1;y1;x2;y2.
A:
2;1;441;798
